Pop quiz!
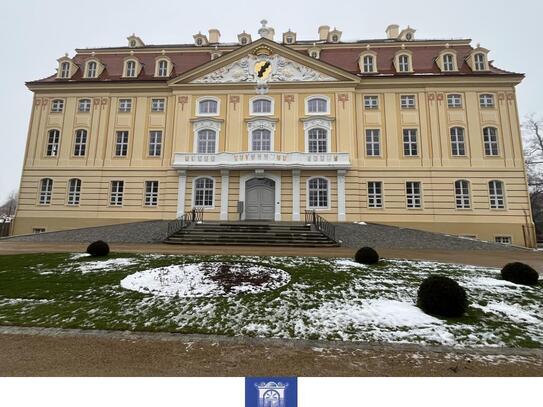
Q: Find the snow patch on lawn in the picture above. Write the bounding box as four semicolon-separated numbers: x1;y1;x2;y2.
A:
474;302;540;324
334;259;366;268
77;258;136;273
69;253;91;260
120;262;290;298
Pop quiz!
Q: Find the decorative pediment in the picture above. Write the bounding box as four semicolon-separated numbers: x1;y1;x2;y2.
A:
191;53;337;84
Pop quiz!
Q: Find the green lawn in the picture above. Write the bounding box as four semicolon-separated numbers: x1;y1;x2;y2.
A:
0;252;541;348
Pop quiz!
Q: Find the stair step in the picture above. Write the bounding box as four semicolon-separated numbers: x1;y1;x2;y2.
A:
164;240;339;247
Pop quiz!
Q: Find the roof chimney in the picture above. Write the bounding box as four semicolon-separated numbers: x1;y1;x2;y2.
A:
318;25;330;41
386;24;400;39
208;28;221;44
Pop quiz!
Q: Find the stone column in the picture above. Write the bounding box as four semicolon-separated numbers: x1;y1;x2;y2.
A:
220;170;230;221
292;169;301;221
337;170;347;222
176;170;187;218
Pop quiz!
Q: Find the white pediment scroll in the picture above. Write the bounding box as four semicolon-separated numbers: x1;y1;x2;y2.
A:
191;54;337;83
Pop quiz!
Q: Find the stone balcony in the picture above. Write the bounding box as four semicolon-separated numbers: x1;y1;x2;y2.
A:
172;151;351;170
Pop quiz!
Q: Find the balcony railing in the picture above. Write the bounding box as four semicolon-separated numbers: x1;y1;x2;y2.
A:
172;151;351;170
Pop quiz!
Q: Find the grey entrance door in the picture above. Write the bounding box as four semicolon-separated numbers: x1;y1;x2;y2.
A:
245;178;275;220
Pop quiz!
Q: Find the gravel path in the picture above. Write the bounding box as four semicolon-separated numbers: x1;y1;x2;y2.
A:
0;326;541;377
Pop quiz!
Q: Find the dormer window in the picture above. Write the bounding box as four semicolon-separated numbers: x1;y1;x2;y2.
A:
328;29;342;43
60;62;70;78
308;47;321;59
443;54;455;71
155;58;171;78
124;60;137;78
474;53;486;71
86;61;97;78
363;55;374;72
331;34;339;42
359;52;378;74
398;54;410;72
196;38;203;46
467;47;490;72
197;98;219;115
286;36;294;44
241;37;248;45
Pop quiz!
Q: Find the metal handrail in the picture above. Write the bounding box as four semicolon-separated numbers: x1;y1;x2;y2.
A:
305;210;336;241
167;208;204;236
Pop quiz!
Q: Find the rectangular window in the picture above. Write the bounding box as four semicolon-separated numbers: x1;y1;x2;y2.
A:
403;129;418;156
447;94;463;109
110;181;124;206
148;131;162;157
51;100;64;113
489;180;506;209
39;179;53;205
67;179;81;206
400;95;416;109
151;98;165;112
483;128;499;156
367;181;383;208
455;181;471;209
118;98;132;112
479;94;495;108
115;131;129;157
495;236;512;245
78;99;92;112
144;181;159;207
450;128;466;156
365;129;381;156
74;130;87;156
32;228;46;234
46;130;60;157
364;96;379;110
406;181;422;209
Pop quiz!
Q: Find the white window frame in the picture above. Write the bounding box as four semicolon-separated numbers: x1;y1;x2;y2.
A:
495;236;512;245
115;131;129;157
400;95;416;109
73;129;87;157
397;53;412;73
450;127;466;156
192;176;215;208
480;94;495;108
67;178;81;206
403;129;418;157
155;59;170;77
455;180;471;209
305;95;330;115
85;60;98;78
250;128;273;152
148;130;162;157
60;62;70;78
249;96;274;116
78;99;92;113
109;180;124;206
144;180;159;207
365;129;381;157
39;178;53;205
442;53;456;71
367;181;383;208
46;129;60;157
406;181;422;209
196;97;220;116
118;98;132;113
364;95;379;110
474;53;487;71
483;127;499;156
447;94;463;109
51;99;64;113
151;98;166;112
306;128;329;153
489;180;506;209
124;60;138;78
307;177;331;210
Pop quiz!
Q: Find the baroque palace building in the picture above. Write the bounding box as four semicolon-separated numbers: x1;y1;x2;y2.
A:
14;21;537;246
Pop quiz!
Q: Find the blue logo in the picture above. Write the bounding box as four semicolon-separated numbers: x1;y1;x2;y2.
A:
245;377;297;407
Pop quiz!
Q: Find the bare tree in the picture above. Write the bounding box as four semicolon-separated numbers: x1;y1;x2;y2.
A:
0;190;18;218
523;115;543;240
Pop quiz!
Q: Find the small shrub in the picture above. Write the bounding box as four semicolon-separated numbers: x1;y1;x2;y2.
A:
501;262;539;286
354;247;379;265
417;275;468;318
86;240;110;257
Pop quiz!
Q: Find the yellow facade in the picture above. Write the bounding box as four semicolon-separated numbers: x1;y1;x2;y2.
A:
13;30;537;247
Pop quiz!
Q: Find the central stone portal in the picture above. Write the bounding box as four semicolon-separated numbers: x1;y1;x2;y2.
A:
245;178;275;220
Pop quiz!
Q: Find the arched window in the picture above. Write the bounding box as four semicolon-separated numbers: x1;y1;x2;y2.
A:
455;180;471;209
474;53;486;71
483;127;499;156
197;129;217;153
193;177;214;207
489;180;505;209
398;54;411;72
86;61;97;78
307;97;328;114
60;62;70;78
198;99;218;115
251;98;272;114
450;127;466;156
46;129;60;156
67;178;81;206
125;60;137;77
307;128;328;153
39;178;53;205
443;53;455;71
308;177;329;209
156;59;169;77
363;55;375;73
251;129;272;151
73;129;87;157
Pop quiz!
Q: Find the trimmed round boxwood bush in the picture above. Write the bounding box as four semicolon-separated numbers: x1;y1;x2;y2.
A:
417;275;469;318
354;247;379;265
501;262;539;286
86;240;110;257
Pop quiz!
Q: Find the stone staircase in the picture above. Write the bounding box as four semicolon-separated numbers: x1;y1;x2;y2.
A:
164;221;339;247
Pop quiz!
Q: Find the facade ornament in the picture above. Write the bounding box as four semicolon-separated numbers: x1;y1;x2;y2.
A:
284;94;295;109
436;93;444;101
229;95;240;110
247;119;276;133
338;93;349;108
303;117;333;131
428;93;435;101
192;119;222;133
178;96;189;110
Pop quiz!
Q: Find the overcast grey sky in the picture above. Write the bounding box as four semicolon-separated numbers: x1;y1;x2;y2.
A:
1;0;542;203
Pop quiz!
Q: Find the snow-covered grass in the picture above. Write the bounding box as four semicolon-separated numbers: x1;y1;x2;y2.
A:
0;252;541;348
